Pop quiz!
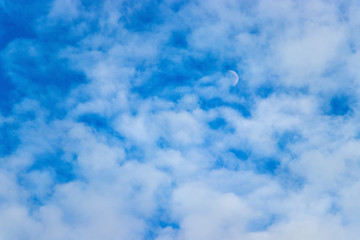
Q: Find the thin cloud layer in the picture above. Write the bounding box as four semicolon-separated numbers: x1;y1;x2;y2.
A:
1;0;360;239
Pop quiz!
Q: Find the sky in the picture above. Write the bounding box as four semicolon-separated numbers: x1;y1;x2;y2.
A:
1;0;360;239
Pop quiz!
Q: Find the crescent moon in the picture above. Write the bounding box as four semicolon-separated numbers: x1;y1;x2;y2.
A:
228;70;239;86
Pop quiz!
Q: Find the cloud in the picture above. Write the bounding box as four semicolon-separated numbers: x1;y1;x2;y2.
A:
1;0;360;239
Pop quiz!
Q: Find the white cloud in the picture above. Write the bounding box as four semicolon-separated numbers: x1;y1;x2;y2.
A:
2;0;360;239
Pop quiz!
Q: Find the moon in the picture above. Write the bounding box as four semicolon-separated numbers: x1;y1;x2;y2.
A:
228;70;239;86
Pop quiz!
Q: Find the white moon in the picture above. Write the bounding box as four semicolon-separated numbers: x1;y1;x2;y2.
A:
228;70;239;86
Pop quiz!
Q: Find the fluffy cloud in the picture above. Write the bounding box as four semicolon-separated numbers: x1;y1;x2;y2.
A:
1;0;360;239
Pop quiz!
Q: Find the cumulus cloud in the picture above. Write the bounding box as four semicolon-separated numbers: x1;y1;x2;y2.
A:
1;0;360;239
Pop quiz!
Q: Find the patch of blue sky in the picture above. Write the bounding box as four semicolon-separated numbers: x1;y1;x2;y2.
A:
255;84;275;99
2;40;86;119
214;152;280;175
144;222;179;240
208;117;227;130
183;53;221;76
214;146;283;175
212;149;251;171
337;1;351;23
124;144;146;162
0;122;20;156
254;74;281;98
246;214;278;233
316;90;355;117
230;148;250;161
156;136;171;149
200;97;251;117
252;157;280;175
144;207;180;239
276;130;302;151
0;0;45;50
14;150;77;211
3;40;86;90
168;30;189;49
18;176;54;211
276;165;306;191
121;0;166;32
328;94;353;116
78;114;116;134
213;156;243;171
0;64;19;115
141;182;180;238
25;150;76;184
328;201;341;216
134;52;221;95
255;78;312;100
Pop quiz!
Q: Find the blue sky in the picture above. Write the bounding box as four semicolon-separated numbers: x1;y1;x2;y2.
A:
1;0;360;239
